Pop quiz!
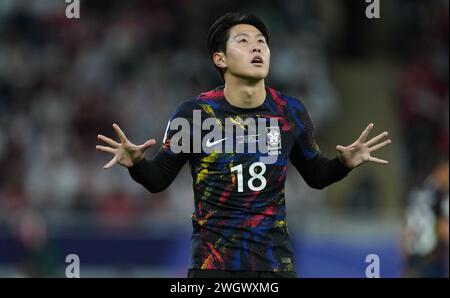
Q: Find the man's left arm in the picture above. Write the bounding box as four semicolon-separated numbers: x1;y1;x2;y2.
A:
290;148;352;190
289;103;391;189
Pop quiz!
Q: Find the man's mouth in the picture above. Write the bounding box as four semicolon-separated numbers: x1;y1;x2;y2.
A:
251;56;264;65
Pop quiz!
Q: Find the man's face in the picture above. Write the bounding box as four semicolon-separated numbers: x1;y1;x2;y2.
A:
214;24;270;81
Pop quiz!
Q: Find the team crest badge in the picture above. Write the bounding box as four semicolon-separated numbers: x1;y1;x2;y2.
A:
266;126;281;151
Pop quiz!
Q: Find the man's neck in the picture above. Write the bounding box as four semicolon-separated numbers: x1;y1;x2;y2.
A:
223;76;266;109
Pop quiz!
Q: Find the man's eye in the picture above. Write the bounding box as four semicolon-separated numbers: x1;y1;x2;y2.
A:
239;39;248;43
258;39;266;44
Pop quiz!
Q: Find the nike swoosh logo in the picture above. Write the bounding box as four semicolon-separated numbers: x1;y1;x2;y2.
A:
206;137;228;147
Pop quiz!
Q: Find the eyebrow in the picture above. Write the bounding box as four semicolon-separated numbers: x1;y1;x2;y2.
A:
233;33;265;39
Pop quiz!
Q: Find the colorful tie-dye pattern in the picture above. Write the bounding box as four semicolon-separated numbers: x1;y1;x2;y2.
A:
163;86;320;271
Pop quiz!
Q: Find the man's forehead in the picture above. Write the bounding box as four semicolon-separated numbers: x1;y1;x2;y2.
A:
229;24;263;37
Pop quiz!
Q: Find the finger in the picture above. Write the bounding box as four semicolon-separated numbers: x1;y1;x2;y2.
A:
113;123;129;144
138;139;156;151
358;123;374;143
103;156;117;169
366;131;388;147
368;139;391;153
336;145;346;152
98;134;120;148
96;145;116;154
368;156;388;164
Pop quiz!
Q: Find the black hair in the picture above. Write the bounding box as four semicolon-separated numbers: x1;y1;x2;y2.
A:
207;12;270;81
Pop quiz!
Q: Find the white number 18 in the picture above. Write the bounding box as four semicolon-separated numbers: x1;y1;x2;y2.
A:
231;162;267;192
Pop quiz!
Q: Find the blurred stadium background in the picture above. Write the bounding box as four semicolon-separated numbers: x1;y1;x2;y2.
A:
0;0;448;277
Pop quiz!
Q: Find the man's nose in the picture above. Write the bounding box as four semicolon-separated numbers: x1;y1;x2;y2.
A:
251;47;261;53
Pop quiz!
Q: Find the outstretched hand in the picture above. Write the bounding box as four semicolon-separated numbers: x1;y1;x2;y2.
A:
336;123;391;169
96;123;156;169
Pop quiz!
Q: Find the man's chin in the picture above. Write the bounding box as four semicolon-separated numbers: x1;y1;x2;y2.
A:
240;72;268;82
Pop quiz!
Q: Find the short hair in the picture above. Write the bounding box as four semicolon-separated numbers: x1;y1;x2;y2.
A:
207;12;270;81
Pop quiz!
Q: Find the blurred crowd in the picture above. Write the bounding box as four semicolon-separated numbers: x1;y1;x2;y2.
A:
0;0;448;277
393;0;448;277
396;0;448;188
0;0;339;223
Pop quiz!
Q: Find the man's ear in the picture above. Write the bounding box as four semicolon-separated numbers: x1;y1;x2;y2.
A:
213;52;227;68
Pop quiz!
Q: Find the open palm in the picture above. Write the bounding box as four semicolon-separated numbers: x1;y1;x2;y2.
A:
336;123;391;169
96;123;156;169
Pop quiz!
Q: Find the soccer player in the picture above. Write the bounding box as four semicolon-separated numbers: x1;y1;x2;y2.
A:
96;13;391;278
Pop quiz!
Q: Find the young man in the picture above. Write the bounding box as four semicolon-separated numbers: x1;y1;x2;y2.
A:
96;13;391;278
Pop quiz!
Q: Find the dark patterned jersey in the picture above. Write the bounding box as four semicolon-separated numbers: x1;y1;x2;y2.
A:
129;85;351;272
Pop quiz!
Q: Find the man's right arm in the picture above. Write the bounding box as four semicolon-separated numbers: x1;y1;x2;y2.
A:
97;100;194;193
128;149;188;193
128;100;195;193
